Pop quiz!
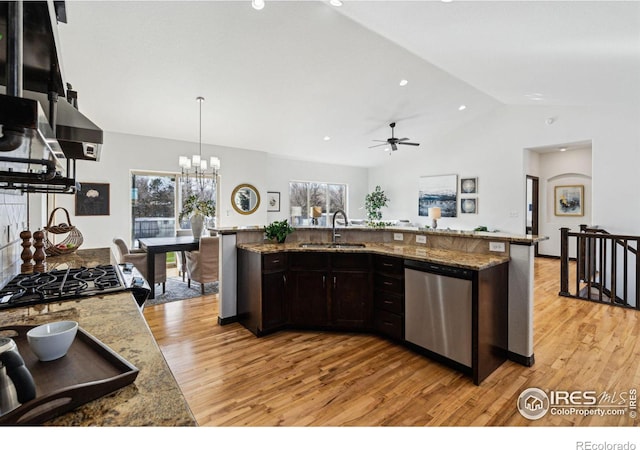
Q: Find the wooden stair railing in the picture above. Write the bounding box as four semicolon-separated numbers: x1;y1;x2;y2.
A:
560;225;639;310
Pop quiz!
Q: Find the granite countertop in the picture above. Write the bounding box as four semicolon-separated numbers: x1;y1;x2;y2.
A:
214;226;547;244
0;248;196;426
237;242;510;271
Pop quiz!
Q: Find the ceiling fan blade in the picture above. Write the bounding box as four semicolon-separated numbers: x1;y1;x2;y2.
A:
369;143;389;148
372;140;389;143
397;137;409;142
391;143;398;151
398;142;420;146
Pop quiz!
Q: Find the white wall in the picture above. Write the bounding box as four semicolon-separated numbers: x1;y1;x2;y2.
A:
264;156;369;224
36;102;640;252
368;104;640;242
45;132;368;249
537;147;592;257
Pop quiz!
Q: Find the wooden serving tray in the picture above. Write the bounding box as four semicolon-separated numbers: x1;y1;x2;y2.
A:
0;325;139;425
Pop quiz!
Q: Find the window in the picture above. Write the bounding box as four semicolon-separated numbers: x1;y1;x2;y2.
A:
289;181;347;226
130;171;176;246
177;175;218;229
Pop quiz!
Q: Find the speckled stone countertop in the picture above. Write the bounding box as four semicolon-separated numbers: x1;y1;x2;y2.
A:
0;248;196;426
237;242;509;271
214;226;547;245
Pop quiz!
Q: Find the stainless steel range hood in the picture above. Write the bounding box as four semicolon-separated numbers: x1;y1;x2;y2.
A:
21;89;103;161
0;93;77;194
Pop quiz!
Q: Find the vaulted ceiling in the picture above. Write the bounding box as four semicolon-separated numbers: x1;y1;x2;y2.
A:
57;1;640;168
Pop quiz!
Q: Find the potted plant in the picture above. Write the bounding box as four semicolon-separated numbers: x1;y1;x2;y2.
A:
364;185;390;228
180;194;215;239
264;220;294;244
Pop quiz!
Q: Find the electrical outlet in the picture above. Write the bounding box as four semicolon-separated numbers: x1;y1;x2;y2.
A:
489;242;506;252
393;233;403;241
416;235;427;244
509;210;519;218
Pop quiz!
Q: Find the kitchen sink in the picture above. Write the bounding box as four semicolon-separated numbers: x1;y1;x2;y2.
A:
299;242;366;249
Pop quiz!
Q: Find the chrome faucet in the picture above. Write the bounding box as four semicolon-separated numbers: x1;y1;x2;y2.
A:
332;209;348;243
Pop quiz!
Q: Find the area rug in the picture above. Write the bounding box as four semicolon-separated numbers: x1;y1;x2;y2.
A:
145;277;218;307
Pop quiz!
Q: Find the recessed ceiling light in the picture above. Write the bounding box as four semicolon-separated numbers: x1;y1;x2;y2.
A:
252;0;265;10
441;0;453;3
458;104;467;111
399;79;408;87
525;93;544;101
329;0;343;6
323;136;331;141
560;147;567;152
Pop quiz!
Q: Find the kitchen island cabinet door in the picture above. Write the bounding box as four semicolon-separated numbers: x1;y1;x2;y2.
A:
331;271;371;329
262;270;287;332
288;271;329;327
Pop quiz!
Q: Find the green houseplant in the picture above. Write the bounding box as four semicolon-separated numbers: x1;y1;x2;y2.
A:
180;195;215;239
264;220;294;244
364;185;390;228
179;194;216;221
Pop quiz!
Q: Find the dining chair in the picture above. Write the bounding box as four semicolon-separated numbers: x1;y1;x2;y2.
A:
185;236;219;295
112;238;167;294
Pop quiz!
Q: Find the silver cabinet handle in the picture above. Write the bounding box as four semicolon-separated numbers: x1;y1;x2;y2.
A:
333;276;337;289
322;275;326;288
283;274;286;285
272;259;280;263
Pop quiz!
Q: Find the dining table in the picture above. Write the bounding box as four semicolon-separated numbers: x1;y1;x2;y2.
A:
138;236;200;299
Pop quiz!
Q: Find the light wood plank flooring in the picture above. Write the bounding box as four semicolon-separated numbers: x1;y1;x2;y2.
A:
144;258;639;426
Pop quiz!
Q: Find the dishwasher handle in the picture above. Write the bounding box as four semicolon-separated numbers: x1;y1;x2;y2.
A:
404;259;473;280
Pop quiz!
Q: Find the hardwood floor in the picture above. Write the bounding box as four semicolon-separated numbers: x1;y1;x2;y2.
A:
143;258;639;426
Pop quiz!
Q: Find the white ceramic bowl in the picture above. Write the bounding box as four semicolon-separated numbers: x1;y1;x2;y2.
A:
27;321;79;362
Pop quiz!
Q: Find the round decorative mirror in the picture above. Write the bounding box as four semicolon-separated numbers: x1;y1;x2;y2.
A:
231;184;261;215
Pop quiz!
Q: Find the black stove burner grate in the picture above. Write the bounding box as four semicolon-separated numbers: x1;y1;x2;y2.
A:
0;264;127;309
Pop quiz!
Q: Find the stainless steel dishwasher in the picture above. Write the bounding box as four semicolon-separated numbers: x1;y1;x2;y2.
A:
404;260;473;367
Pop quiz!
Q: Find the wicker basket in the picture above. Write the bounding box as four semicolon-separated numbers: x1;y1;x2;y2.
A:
44;207;84;256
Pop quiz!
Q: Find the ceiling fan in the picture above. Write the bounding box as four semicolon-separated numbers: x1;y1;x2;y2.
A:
369;122;420;151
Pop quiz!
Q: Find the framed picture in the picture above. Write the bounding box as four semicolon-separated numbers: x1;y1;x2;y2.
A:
418;174;458;217
75;182;110;216
266;191;280;212
554;185;584;216
460;177;478;194
461;198;478;214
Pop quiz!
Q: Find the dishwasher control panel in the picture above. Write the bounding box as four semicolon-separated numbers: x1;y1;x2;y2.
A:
404;259;473;280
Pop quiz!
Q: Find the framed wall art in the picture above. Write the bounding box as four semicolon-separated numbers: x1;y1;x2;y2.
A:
418;174;458;217
266;191;281;212
75;182;110;216
554;185;584;216
461;198;478;214
460;177;478;194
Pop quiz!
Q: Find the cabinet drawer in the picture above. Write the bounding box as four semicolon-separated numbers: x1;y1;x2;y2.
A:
374;256;404;274
263;253;287;271
374;291;404;314
332;253;370;270
374;309;403;341
290;252;329;270
374;274;404;294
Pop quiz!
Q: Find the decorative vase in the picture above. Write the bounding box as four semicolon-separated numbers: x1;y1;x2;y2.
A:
190;214;205;240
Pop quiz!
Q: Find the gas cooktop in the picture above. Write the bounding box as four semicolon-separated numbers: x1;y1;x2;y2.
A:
0;264;147;310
